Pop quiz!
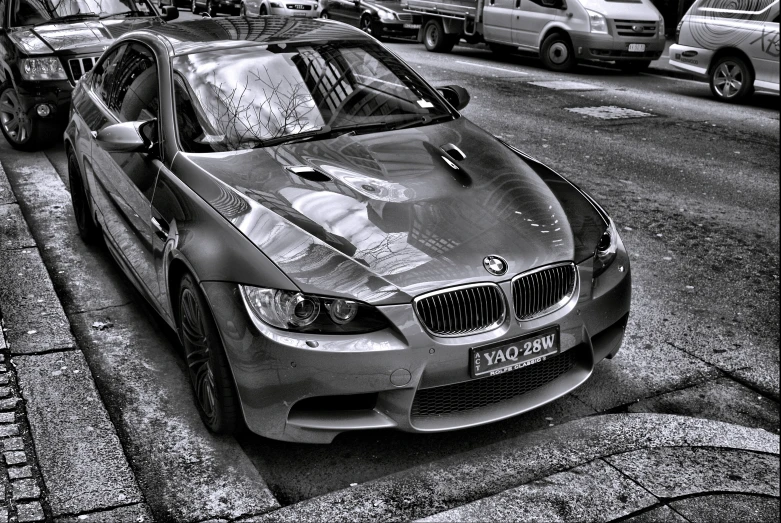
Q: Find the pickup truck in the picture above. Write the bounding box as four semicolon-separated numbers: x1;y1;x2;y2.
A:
404;0;666;72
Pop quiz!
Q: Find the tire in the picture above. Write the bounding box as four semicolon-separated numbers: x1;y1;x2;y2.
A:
423;19;456;53
68;152;100;244
320;10;328;19
178;273;240;434
205;0;216;16
619;60;651;73
359;14;374;36
259;4;267;15
709;55;754;103
540;32;576;72
0;84;51;151
191;0;199;13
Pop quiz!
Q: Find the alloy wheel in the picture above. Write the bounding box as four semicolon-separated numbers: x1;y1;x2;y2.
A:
713;61;744;99
0;87;32;145
360;16;372;35
180;287;217;425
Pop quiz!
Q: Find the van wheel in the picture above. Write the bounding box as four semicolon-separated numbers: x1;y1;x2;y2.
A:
423;19;456;53
709;56;753;103
619;60;651;73
541;33;575;72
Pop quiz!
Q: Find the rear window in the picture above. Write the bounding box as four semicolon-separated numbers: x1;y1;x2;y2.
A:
692;0;778;21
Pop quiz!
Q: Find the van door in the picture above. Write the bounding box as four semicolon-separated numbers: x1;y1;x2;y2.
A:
483;0;515;45
512;0;563;50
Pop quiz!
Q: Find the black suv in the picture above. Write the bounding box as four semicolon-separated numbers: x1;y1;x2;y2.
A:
0;0;178;150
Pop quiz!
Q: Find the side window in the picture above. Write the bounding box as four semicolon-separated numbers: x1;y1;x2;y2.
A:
107;43;159;123
91;45;126;107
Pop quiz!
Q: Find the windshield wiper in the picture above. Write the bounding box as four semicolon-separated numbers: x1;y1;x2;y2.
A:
32;13;100;27
389;114;453;131
99;10;151;20
256;122;391;147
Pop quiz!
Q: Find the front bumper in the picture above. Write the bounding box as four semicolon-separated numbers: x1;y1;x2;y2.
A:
375;20;421;38
205;242;631;443
12;79;72;122
571;32;665;62
270;6;321;18
668;44;712;77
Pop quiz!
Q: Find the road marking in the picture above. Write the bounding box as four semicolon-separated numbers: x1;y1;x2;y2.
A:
455;61;529;75
529;80;602;90
641;72;703;85
567;106;655;119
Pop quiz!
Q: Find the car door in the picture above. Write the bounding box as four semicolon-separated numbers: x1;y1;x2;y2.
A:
483;0;515;45
87;42;165;309
751;12;779;89
512;0;561;49
330;0;361;26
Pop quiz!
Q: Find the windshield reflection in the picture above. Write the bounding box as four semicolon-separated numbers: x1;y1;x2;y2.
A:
14;0;155;26
173;41;454;152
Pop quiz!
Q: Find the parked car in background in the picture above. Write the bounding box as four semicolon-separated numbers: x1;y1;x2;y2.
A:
322;0;421;39
405;0;666;72
669;0;779;102
66;15;631;443
191;0;242;16
239;0;323;17
0;0;177;151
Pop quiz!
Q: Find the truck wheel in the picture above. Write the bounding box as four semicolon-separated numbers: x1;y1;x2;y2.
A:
0;84;51;151
709;55;753;103
423;19;456;53
541;33;576;72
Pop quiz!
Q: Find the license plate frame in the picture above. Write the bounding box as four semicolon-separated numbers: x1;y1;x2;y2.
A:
404;23;421;29
628;43;646;52
470;326;560;378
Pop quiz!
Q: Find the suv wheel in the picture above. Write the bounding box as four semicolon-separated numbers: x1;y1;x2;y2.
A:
540;33;576;72
0;84;49;151
710;55;753;103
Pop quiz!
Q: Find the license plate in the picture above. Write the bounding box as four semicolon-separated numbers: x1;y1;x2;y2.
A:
404;23;421;29
470;326;559;378
292;11;307;16
628;43;646;52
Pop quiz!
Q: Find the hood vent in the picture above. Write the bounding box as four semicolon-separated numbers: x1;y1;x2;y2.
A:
440;143;466;161
285;165;331;182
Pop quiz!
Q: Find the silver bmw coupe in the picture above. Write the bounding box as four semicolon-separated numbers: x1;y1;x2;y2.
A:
66;16;631;443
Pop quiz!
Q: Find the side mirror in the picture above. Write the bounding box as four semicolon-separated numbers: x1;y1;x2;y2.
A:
437;85;470;111
162;6;179;20
95;120;155;153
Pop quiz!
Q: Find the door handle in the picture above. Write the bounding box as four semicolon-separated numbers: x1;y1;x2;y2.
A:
151;216;169;241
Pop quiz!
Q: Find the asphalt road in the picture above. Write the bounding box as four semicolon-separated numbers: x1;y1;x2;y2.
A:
1;33;778;513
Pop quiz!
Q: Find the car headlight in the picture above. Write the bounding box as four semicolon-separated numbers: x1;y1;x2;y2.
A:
593;217;618;277
378;10;396;21
240;285;389;334
587;9;608;34
269;2;283;7
20;57;67;81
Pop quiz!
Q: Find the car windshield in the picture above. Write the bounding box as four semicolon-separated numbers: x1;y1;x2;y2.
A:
14;0;155;26
172;41;456;153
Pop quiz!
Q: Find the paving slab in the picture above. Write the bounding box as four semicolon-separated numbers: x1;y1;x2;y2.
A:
0;204;35;251
54;502;154;523
606;447;779;499
0;152;134;314
669;493;780;523
0;248;75;354
0;163;14;204
70;304;279;522
623;505;688;522
14;351;142;517
629;377;780;434
251;414;779;522
418;458;656;522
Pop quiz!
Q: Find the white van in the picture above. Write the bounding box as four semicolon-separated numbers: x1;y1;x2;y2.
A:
669;0;780;102
406;0;667;72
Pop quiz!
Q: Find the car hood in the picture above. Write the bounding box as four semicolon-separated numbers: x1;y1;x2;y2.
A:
579;0;662;20
179;117;606;304
8;18;161;55
366;0;409;15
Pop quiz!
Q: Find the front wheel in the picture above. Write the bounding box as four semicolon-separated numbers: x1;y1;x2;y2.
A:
540;33;576;72
320;10;329;19
178;273;240;434
68;153;100;244
423;19;456;53
259;4;267;15
359;14;373;35
0;84;51;151
709;56;754;103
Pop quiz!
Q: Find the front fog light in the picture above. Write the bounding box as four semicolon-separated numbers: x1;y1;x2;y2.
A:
36;104;51;117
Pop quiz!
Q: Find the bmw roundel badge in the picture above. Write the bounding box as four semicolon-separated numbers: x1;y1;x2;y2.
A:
483;255;508;276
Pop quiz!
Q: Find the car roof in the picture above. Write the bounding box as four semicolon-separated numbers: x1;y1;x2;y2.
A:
135;16;370;56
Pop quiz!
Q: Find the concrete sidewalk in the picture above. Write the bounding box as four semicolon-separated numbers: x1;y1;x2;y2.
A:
1;152;779;523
